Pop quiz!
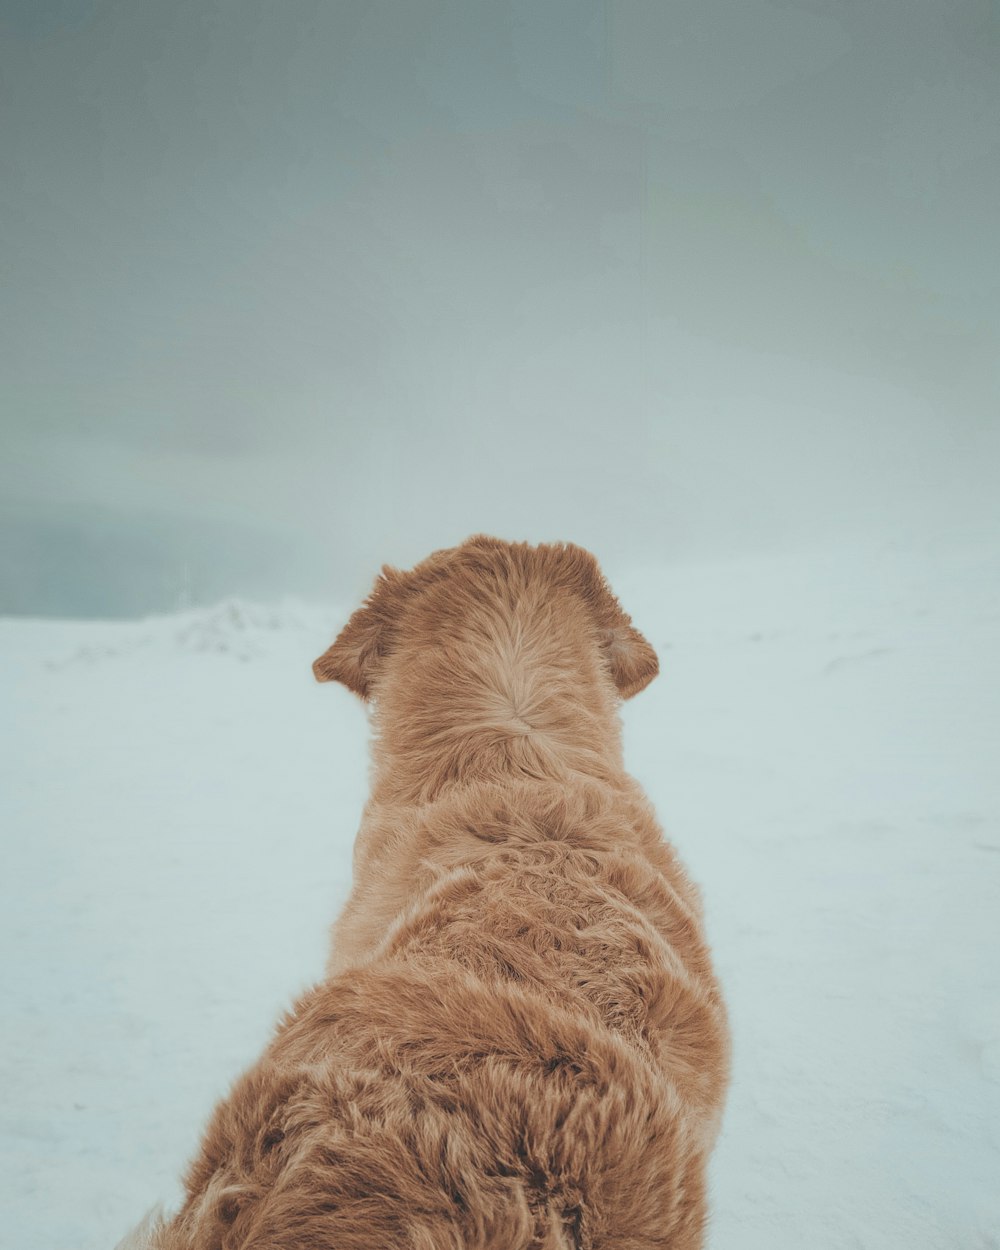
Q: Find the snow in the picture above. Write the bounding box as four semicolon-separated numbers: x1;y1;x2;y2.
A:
1;542;998;1248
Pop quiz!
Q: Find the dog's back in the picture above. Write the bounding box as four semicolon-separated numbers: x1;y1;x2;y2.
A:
122;539;728;1250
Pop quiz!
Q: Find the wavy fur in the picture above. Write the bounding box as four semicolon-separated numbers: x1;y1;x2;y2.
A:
120;537;728;1249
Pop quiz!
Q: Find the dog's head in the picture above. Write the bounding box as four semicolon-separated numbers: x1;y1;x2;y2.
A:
313;536;658;702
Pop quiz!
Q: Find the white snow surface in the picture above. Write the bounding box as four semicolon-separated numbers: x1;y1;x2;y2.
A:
2;543;998;1248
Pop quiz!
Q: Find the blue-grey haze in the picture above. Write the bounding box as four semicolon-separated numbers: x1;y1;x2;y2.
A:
2;0;997;615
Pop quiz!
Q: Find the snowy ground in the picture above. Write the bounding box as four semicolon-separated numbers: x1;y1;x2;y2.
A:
1;541;998;1249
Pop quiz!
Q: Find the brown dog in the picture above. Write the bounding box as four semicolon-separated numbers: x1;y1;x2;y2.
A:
121;536;729;1249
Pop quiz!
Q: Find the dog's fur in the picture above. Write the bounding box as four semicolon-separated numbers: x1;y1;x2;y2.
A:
120;537;729;1250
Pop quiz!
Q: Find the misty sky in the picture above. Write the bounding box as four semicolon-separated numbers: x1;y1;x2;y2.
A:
2;0;998;615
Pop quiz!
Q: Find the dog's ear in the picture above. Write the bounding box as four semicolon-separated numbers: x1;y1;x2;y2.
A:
567;546;659;699
312;567;408;700
600;617;659;698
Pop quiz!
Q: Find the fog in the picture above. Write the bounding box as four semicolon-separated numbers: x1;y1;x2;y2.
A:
2;0;997;616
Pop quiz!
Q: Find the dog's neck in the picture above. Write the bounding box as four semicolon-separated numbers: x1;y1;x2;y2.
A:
367;642;626;806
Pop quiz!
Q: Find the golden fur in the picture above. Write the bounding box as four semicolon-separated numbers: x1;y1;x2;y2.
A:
120;537;729;1250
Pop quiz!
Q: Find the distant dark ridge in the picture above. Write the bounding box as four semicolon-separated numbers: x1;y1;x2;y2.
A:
0;499;299;619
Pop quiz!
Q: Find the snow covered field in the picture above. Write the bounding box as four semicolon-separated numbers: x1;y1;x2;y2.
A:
2;541;998;1249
